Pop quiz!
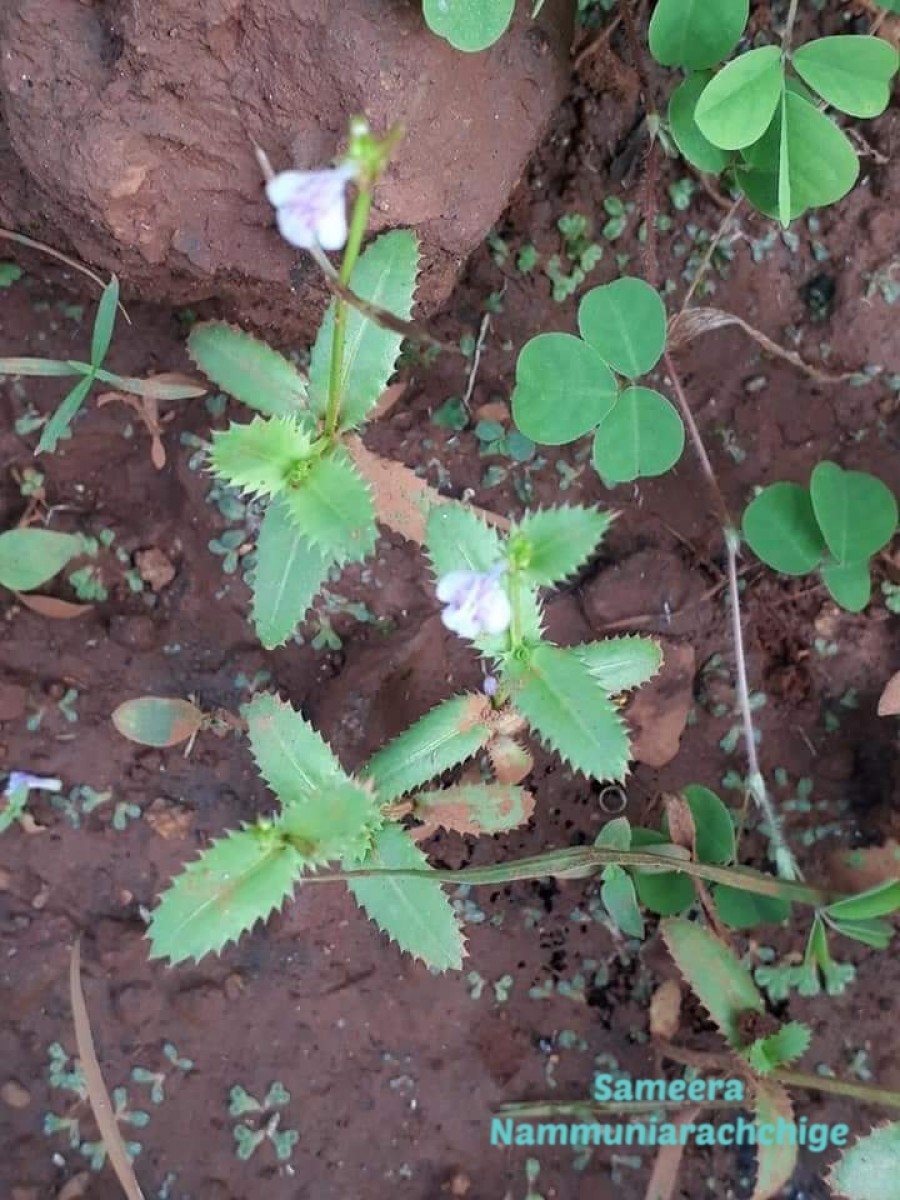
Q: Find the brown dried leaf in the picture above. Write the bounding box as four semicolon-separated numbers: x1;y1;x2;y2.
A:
69;940;145;1200
643;1106;701;1200
347;435;509;545
668;308;855;385
627;641;696;768
878;670;900;717
663;794;696;856
489;735;533;785
649;979;682;1041
15;592;93;620
751;1080;796;1200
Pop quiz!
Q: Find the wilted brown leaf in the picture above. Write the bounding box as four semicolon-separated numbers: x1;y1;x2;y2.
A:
15;593;93;620
489;735;533;785
347;436;509;545
627;641;696;768
649;979;682;1041
663;794;696;855
643;1106;701;1200
878;670;900;717
668;308;854;384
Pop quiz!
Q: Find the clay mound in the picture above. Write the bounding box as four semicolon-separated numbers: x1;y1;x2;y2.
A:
0;0;571;337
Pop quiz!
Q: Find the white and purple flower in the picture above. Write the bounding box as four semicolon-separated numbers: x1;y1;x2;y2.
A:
265;163;357;251
4;771;62;795
437;567;511;640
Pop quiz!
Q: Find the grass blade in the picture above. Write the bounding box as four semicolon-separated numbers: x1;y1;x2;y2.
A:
69;939;145;1200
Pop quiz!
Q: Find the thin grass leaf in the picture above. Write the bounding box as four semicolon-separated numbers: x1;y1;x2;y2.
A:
90;277;120;367
36;374;95;454
0;357;84;377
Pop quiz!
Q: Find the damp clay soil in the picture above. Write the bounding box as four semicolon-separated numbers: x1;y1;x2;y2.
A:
2;26;900;1200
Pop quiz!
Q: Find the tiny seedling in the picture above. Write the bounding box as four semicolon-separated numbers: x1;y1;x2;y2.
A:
228;1082;299;1162
0;276;206;453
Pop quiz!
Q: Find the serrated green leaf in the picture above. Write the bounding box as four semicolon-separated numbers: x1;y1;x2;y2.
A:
347;824;465;970
593;387;685;483
36;374;95;454
752;1081;797;1200
209;416;314;500
511;333;618;446
810;462;897;564
112;697;204;748
695;47;784;150
713;884;791;930
578;278;668;378
576;636;663;693
512;506;612;587
426;503;505;578
507;644;631;782
668;72;734;174
828;1121;900;1200
245;693;379;860
743;482;825;575
422;0;514;52
827;879;900;921
251;498;335;648
308;230;418;429
601;870;645;938
280;450;376;564
188;323;308;416
793;36;898;119
649;0;748;70
148;824;304;964
90;276;120;368
0;528;84;591
661;917;763;1045
745;1021;811;1075
411;782;534;834
821;559;871;613
244;692;349;798
362;693;493;803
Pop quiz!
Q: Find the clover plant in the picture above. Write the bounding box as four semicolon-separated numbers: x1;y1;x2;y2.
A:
744;462;897;612
653;0;899;225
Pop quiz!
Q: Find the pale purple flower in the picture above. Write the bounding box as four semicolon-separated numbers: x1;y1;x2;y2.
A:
5;771;62;795
437;568;511;640
265;163;357;251
483;674;499;697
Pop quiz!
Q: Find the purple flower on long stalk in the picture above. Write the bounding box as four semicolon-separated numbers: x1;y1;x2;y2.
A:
265;163;357;251
437;566;511;640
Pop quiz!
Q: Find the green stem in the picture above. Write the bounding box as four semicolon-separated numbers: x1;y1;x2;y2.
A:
306;844;832;907
782;0;801;54
772;1069;900;1111
324;186;373;439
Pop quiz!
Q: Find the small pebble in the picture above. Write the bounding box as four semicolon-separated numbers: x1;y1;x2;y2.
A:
1;1080;32;1109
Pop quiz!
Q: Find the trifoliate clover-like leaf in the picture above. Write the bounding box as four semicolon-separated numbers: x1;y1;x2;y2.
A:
209;416;315;500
